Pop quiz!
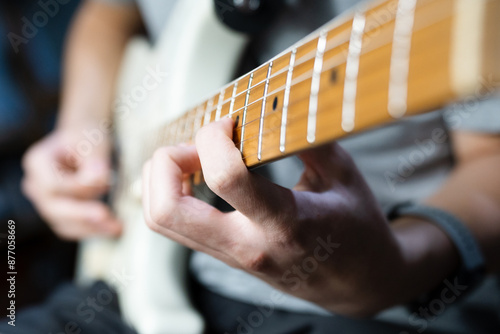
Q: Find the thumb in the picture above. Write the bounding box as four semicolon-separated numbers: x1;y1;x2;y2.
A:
295;143;356;192
196;118;293;223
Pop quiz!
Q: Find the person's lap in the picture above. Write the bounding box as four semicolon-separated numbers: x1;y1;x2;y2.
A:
2;277;499;334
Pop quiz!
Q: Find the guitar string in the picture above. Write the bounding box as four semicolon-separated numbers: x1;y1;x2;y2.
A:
235;61;447;152
162;3;451;150
239;64;449;163
192;0;440;111
175;0;445;121
129;0;452;187
233;20;448;136
241;59;450;163
165;8;452;148
236;28;449;137
234;56;448;149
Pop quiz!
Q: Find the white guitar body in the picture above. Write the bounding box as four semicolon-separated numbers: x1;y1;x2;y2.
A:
76;1;248;333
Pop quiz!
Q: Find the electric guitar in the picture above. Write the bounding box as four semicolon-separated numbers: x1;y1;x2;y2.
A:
76;0;500;333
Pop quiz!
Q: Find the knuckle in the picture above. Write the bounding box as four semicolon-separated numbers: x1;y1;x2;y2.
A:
195;123;214;142
20;178;33;198
55;231;72;241
331;143;355;167
270;228;297;250
57;230;79;242
21;153;30;172
241;251;271;273
144;215;161;233
91;205;109;222
148;200;176;229
205;166;245;195
149;202;169;225
152;146;173;162
21;148;37;172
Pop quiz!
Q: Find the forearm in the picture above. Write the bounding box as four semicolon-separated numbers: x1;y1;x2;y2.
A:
57;0;142;131
387;217;459;308
382;142;500;311
423;151;500;272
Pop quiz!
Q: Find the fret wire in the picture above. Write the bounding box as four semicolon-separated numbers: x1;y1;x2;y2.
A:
165;6;451;148
280;48;297;153
240;72;254;152
258;62;273;161
172;121;179;144
204;98;214;126
192;0;438;119
235;47;449;148
239;93;380;158
188;111;196;142
158;3;451;149
229;82;238;115
341;8;366;133
388;0;418;118
235;60;356;142
307;30;328;144
204;0;437;111
216;89;225;120
237;85;348;147
216;38;348;108
186;113;193;142
236;44;451;151
210;0;386;101
183;115;190;143
242;87;411;160
182;115;188;143
177;119;182;144
194;104;205;137
174;117;182;144
259;6;450;119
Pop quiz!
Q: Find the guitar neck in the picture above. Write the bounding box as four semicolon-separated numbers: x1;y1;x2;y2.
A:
156;0;499;168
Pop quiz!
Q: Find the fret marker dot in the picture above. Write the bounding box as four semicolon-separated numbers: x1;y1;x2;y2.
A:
273;96;278;111
330;69;338;83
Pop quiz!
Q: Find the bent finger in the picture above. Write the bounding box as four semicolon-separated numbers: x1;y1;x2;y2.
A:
142;157;241;267
39;197;122;239
196;118;294;223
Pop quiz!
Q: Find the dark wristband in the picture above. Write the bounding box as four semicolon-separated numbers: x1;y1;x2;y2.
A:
388;202;486;306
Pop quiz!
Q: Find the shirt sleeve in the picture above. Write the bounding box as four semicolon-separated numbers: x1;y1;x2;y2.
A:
443;95;500;134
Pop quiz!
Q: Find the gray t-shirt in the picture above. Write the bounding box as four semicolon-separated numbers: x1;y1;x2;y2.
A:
102;0;500;331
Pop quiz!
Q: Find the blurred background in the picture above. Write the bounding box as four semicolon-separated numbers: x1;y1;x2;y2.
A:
0;0;80;311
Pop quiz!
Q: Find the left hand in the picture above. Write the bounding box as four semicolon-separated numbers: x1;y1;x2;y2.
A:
142;118;404;317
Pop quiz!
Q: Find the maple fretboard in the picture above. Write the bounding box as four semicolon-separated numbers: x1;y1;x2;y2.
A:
155;0;499;167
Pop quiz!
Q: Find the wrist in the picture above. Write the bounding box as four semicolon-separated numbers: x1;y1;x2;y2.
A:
390;217;460;305
50;122;112;166
332;220;412;317
55;115;112;144
57;114;113;135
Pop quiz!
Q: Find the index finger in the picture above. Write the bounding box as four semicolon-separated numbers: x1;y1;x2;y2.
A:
195;118;294;224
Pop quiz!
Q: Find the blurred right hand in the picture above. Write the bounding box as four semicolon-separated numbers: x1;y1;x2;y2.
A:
22;129;122;240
